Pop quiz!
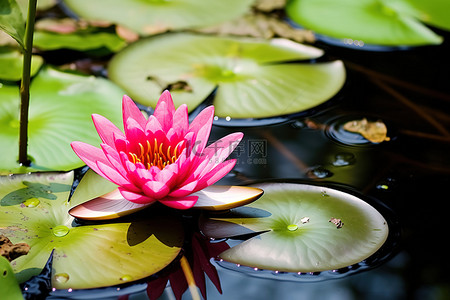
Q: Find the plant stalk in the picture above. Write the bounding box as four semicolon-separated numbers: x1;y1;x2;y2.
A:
18;0;37;166
180;255;201;300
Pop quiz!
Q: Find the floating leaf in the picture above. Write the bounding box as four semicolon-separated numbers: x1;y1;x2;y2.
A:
286;0;444;47
200;182;389;272
33;30;126;52
0;67;124;174
0;172;184;289
0;256;23;300
63;0;254;35
0;48;43;81
343;118;390;143
0;0;25;48
109;33;345;119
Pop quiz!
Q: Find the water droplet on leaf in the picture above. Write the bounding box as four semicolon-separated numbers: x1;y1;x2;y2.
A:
52;225;70;237
55;273;70;283
23;198;40;207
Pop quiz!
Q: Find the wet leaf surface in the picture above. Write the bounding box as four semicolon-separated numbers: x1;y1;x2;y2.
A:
201;182;389;272
0;172;184;289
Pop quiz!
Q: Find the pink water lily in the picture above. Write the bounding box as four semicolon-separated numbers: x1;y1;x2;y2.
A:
71;91;243;210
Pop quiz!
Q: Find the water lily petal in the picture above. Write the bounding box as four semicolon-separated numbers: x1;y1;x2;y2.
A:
169;181;198;198
69;188;153;220
172;104;189;138
101;143;129;178
97;161;140;192
118;187;155;204
188;106;214;153
198;132;244;177
71;141;111;175
153;90;176;133
122;95;147;129
142;180;170;199
195;159;237;191
159;195;199;209
192;185;263;211
92;114;125;147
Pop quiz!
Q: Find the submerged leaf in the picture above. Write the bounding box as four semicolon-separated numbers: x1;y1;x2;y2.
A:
200;183;389;272
0;172;184;289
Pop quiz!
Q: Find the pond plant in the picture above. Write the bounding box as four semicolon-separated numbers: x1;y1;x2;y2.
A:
5;0;444;299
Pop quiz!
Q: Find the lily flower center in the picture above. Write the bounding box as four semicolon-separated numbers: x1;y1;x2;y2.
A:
128;139;181;170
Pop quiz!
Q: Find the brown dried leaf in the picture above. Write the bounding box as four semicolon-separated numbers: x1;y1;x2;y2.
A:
343;118;391;143
0;235;30;262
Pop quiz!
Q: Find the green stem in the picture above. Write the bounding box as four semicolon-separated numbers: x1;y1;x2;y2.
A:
18;0;37;166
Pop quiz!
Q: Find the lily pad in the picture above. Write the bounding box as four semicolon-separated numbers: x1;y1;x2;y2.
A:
286;0;444;47
63;0;254;35
200;182;389;273
33;30;126;53
0;67;124;174
0;48;43;81
108;33;345;119
0;172;184;289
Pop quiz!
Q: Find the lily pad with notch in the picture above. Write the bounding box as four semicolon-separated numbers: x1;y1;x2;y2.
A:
108;33;345;123
200;182;390;274
0;171;184;290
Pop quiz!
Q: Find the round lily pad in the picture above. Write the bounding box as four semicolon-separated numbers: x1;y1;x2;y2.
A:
0;67;124;174
286;0;445;48
63;0;254;35
0;172;184;289
108;33;345;120
200;182;389;273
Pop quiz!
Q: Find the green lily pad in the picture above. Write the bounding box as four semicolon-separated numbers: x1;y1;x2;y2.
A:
33;30;126;52
0;172;184;289
108;33;345;119
0;67;124;174
0;256;23;300
286;0;444;47
63;0;254;35
0;48;43;81
200;182;389;273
